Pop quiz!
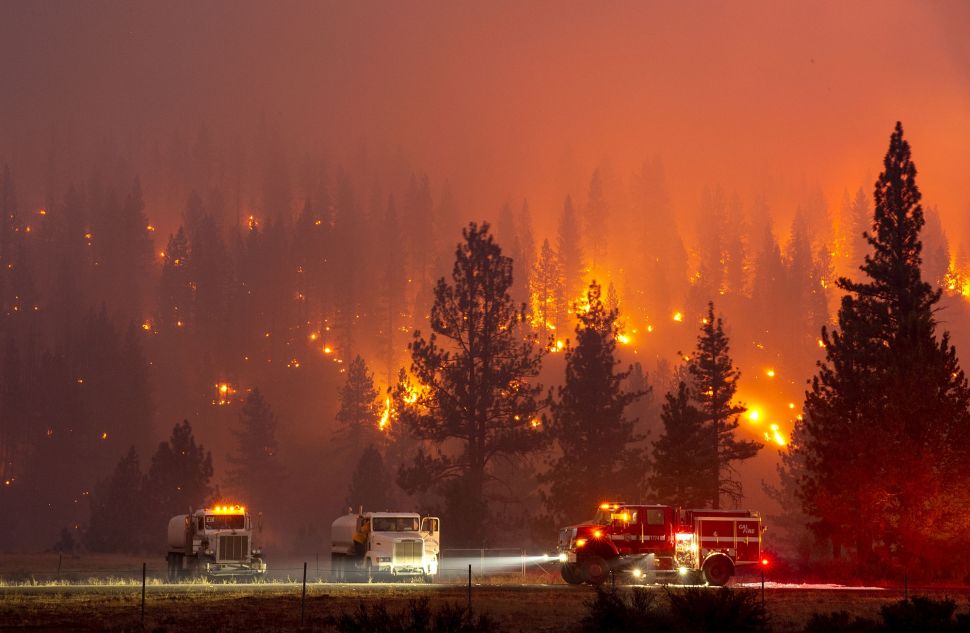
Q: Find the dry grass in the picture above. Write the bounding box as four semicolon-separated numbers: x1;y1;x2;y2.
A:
3;583;970;632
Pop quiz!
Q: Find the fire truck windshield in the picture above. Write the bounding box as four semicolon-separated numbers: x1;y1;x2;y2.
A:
372;517;419;531
591;509;613;525
204;514;245;530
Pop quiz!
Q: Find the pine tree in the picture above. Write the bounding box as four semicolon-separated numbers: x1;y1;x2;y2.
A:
145;420;214;524
530;238;565;337
650;382;712;507
158;227;191;332
543;281;646;525
226;388;286;516
796;123;970;572
397;223;546;545
86;447;145;552
687;302;761;508
517;200;536;292
557;196;585;303
335;355;381;456
376;196;407;383
346;444;393;511
584;170;608;273
848;186;870;275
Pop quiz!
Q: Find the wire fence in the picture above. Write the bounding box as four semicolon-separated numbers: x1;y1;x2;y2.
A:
0;549;557;586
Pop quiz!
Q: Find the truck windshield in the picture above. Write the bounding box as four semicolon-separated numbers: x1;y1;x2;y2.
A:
372;517;419;531
204;515;245;530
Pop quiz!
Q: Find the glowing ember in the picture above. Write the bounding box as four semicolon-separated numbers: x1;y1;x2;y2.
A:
673;311;683;322
765;368;776;378
214;382;236;405
747;409;761;422
100;432;108;440
141;321;152;331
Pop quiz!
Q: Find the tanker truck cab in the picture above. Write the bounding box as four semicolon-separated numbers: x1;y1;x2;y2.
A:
166;504;267;581
331;509;440;581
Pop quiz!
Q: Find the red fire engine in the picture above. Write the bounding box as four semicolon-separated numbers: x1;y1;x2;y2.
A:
557;502;763;586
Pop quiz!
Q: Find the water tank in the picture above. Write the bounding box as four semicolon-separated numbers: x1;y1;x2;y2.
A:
331;513;359;555
167;515;190;550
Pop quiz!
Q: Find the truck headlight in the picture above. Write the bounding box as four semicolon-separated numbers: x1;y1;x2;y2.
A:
558;553;567;563
378;557;392;563
205;548;214;555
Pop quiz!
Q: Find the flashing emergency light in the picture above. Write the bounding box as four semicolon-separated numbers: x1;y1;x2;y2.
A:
211;504;246;515
761;558;769;567
592;529;603;539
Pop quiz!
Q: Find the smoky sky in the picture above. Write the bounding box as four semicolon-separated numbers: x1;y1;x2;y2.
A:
2;0;970;232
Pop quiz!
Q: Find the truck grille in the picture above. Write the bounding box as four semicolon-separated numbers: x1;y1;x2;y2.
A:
218;535;249;562
393;540;423;565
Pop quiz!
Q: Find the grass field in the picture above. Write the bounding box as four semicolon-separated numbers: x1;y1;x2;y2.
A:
4;582;970;632
3;554;970;632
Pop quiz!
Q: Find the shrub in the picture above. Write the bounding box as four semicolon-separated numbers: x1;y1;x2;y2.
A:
328;598;501;633
665;587;770;633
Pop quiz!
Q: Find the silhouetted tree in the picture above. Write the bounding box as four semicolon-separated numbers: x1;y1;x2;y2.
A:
530;238;565;336
543;281;646;525
796;123;970;573
346;444;393;511
335;355;381;457
86;447;145;552
584;169;608;273
158;227;191;332
557;196;585;302
146;420;214;525
650;382;712;506
687;302;760;508
397;223;546;545
226;388;286;515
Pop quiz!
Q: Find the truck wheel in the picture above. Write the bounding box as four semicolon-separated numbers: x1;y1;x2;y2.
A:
365;559;374;583
582;556;610;586
703;557;733;587
560;563;583;585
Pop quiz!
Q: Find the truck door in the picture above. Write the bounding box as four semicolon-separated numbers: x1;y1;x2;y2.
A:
421;517;440;554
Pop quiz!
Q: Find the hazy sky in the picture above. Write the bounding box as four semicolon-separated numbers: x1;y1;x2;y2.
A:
2;1;969;233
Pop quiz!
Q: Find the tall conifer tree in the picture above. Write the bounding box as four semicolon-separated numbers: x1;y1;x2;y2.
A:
796;123;970;571
543;281;645;524
397;223;545;545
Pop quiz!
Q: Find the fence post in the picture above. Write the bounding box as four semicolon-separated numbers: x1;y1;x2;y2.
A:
141;562;146;627
467;564;472;612
480;548;485;577
301;561;307;627
57;553;62;582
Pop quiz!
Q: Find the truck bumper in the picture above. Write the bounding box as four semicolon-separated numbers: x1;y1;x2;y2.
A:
205;559;267;578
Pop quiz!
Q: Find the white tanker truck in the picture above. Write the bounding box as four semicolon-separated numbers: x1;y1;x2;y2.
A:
330;508;439;581
166;504;266;581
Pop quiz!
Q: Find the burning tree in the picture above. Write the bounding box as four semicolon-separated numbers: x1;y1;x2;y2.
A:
542;280;647;525
795;122;970;574
685;302;760;508
397;222;546;546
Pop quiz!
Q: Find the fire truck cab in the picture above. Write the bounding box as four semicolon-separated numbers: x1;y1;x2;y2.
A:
557;502;763;586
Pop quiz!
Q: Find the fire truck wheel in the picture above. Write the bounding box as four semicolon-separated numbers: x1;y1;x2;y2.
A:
560;563;583;585
582;556;610;586
703;557;733;587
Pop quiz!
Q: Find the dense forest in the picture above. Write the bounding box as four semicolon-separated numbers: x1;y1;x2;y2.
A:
1;118;969;580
